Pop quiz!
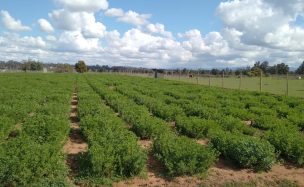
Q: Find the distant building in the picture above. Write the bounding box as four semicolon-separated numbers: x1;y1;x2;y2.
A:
0;68;7;72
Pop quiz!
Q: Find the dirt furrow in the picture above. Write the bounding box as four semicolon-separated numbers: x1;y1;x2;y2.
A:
63;92;88;184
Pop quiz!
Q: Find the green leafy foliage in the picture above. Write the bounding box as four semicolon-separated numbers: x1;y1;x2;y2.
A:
0;73;74;186
265;126;304;166
153;133;217;177
77;81;147;183
210;131;276;171
0;136;68;186
175;115;220;138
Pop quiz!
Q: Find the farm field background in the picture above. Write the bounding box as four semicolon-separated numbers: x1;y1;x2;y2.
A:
164;75;304;98
0;73;304;187
123;73;304;98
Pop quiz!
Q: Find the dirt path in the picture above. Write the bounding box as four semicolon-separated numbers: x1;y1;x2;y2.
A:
203;160;304;187
63;92;88;184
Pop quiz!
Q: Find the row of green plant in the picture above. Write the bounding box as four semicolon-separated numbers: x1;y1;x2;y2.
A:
129;78;304;166
0;74;73;186
102;79;279;171
92;74;304;168
113;74;303;131
76;78;147;185
86;76;218;177
114;84;256;136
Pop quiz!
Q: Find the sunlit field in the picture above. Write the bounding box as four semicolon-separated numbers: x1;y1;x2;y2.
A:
1;73;303;187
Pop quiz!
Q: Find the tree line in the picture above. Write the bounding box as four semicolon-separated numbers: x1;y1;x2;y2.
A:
165;61;304;76
0;60;73;73
1;59;304;76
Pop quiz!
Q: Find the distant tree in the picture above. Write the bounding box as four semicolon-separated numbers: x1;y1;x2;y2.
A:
22;59;43;72
55;64;73;73
250;66;262;76
253;61;269;74
235;69;242;76
296;61;304;74
260;61;269;73
75;60;87;73
182;68;188;74
276;63;289;74
267;66;277;75
211;68;220;75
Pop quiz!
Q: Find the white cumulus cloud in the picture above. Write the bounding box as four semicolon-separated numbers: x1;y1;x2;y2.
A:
49;10;106;38
38;19;54;33
105;8;151;26
55;0;108;12
105;8;124;17
0;10;31;31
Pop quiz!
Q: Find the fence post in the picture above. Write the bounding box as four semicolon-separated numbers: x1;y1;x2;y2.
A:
196;71;199;85
260;69;262;92
222;71;224;89
209;73;211;87
286;72;289;96
239;73;242;91
179;70;181;81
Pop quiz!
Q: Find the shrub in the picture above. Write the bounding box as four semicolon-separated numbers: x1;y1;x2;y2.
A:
210;131;276;171
0;137;68;186
153;134;217;177
22;114;69;144
265;126;304;166
175;115;220;138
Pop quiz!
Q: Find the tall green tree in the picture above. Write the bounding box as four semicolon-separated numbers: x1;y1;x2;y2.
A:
22;59;43;72
75;60;87;73
276;63;289;74
296;61;304;74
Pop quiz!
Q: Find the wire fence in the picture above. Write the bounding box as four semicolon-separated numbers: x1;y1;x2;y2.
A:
113;71;304;98
165;74;303;98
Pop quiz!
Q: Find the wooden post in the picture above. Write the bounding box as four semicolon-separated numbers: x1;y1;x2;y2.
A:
286;72;289;96
222;71;224;89
239;73;242;91
260;69;262;92
179;70;181;81
209;73;211;87
196;71;199;85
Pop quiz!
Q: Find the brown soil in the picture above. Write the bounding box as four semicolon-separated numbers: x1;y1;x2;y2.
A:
28;112;35;117
138;139;153;150
196;139;209;146
243;120;252;126
113;159;304;187
168;121;176;129
63;91;88;184
203;160;304;187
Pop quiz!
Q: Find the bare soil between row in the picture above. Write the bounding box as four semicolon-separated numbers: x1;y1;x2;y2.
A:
63;92;88;185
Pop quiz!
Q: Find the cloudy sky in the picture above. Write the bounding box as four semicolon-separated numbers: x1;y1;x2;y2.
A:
0;0;304;69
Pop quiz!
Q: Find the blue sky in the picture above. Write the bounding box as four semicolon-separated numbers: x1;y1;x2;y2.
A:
104;0;222;34
1;0;222;36
0;0;304;68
